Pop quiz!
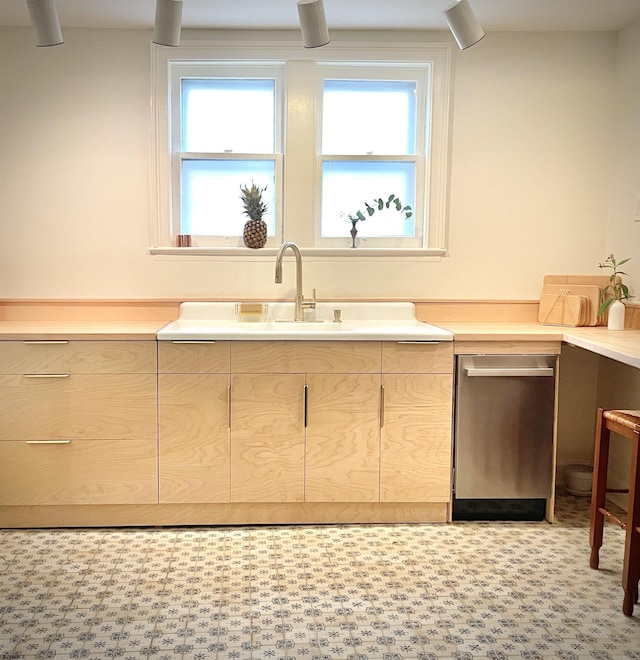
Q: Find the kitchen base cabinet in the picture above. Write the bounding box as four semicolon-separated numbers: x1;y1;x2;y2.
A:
0;339;157;512
230;341;382;504
381;342;454;504
1;337;456;527
157;341;230;504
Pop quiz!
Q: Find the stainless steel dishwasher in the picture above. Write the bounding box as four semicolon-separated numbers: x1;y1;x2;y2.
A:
453;354;556;520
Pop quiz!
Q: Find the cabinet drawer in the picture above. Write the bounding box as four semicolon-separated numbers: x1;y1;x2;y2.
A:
382;341;453;373
158;341;230;373
0;374;156;441
0;340;157;374
231;341;381;373
0;439;157;505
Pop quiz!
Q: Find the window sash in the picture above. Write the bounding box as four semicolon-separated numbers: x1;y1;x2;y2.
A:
315;65;429;248
315;155;425;248
169;62;284;245
179;155;280;245
181;78;276;153
322;79;418;156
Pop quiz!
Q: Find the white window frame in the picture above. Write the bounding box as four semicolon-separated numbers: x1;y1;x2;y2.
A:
316;64;429;249
150;40;451;257
173;64;284;248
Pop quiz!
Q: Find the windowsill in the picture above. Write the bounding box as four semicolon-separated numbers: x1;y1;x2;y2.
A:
148;246;446;259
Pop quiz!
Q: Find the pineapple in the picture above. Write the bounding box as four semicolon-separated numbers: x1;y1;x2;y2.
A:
240;181;268;249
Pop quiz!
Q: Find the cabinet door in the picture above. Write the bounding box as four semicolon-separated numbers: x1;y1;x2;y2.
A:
305;374;381;502
380;373;453;502
230;374;305;502
158;374;230;503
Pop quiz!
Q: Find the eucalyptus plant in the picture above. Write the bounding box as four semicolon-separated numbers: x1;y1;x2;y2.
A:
347;194;412;225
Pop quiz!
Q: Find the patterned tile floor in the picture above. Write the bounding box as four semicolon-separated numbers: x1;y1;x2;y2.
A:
1;496;639;659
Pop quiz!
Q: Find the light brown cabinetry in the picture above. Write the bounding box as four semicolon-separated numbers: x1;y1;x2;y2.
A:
0;340;157;506
1;336;454;525
380;342;454;502
305;373;380;502
230;372;305;502
230;341;383;503
158;341;230;503
229;340;453;505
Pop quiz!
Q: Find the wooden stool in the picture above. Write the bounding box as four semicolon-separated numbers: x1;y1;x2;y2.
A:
589;408;640;616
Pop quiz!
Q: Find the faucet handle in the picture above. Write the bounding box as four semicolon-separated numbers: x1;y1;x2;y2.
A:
303;288;317;310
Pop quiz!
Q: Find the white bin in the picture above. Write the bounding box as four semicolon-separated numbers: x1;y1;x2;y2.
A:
565;463;593;497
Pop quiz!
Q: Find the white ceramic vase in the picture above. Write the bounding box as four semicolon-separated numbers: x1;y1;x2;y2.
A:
607;299;625;330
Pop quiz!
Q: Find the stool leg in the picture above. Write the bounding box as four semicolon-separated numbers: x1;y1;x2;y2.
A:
590;409;610;570
621;431;640;616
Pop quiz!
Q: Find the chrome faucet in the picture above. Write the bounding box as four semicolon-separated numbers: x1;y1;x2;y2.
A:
274;241;316;322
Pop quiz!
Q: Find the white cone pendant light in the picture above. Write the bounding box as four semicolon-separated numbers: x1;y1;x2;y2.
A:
27;0;63;47
443;0;485;50
297;0;330;48
153;0;183;47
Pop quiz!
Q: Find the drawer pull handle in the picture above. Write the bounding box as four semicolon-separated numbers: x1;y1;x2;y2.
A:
24;374;70;378
22;340;69;345
380;384;385;428
465;367;554;377
26;440;71;445
396;340;441;344
171;340;217;344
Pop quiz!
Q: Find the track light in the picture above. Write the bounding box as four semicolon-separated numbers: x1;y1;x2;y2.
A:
153;0;183;47
297;0;330;49
443;0;485;50
27;0;63;47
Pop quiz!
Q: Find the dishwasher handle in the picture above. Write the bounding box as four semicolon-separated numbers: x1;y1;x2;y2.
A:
465;366;554;377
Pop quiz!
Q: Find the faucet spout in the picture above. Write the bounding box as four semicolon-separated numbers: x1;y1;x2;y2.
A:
274;241;315;322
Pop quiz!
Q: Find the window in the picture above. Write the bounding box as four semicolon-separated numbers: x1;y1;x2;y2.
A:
318;70;427;248
151;41;451;255
169;65;283;247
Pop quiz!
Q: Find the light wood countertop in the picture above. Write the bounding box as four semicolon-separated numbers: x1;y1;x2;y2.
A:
562;327;640;370
435;322;565;341
0;321;164;341
438;322;640;369
1;319;639;370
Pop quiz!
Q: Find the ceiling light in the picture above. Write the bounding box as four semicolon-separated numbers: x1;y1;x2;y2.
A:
443;0;485;50
153;0;183;47
297;0;330;49
26;0;63;47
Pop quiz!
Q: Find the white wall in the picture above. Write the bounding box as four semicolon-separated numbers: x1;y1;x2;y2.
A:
605;19;640;291
0;27;625;300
